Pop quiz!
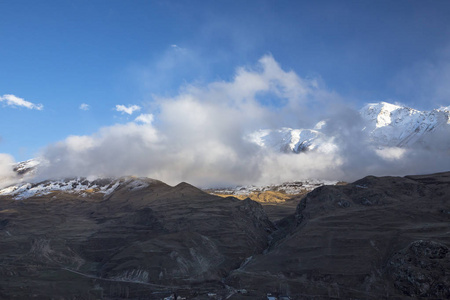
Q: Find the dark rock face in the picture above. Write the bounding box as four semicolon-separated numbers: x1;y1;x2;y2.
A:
387;240;450;298
227;172;450;299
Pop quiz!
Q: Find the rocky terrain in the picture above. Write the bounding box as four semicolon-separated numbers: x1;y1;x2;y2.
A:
227;172;450;299
0;172;449;299
0;177;274;299
207;180;341;223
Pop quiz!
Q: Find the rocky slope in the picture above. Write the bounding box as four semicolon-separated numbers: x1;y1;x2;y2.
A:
0;177;274;299
227;172;450;299
207;180;341;222
0;172;449;299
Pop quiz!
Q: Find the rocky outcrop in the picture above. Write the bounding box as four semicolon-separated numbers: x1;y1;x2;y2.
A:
387;240;450;298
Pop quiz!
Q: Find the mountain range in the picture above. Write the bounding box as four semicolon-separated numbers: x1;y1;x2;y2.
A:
0;101;449;299
0;172;449;299
248;101;450;153
1;101;449;189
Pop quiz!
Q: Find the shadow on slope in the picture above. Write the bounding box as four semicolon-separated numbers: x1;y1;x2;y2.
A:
227;172;450;299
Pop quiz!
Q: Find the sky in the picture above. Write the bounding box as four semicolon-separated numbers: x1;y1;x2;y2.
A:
1;0;450;186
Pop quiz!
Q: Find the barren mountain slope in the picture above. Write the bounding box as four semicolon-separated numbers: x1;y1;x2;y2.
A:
227;172;450;299
0;178;274;299
1;172;449;299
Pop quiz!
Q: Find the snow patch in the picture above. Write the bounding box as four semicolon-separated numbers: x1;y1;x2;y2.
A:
102;181;121;196
125;179;150;191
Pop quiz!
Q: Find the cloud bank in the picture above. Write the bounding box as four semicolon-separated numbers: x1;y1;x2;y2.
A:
0;94;43;110
35;55;450;187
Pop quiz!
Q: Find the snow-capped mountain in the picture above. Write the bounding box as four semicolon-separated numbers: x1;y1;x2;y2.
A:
361;102;450;147
248;128;328;153
207;178;338;197
2;101;449;192
13;158;40;176
250;102;450;153
0;176;152;200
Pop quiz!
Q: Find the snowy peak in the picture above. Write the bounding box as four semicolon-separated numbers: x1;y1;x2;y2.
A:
360;101;449;129
360;102;417;128
360;102;450;147
13;158;40;176
250;101;450;152
248;127;336;154
438;105;450;113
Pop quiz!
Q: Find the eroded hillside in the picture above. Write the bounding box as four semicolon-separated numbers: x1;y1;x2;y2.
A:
0;173;449;299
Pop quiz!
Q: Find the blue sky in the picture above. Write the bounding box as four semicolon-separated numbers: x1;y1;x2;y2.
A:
2;0;450;163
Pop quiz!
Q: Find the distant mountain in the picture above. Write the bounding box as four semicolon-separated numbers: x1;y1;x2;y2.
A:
249;101;450;153
12;158;40;176
2;101;449;193
247;127;336;154
0;176;123;200
361;102;450;147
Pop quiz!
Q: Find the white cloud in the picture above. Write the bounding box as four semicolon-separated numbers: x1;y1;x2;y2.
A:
36;55;450;187
79;103;90;110
375;147;407;161
64;135;96;152
134;113;154;124
0;153;17;189
39;55;331;186
0;94;43;110
115;104;141;115
38;123;160;180
0;154;15;177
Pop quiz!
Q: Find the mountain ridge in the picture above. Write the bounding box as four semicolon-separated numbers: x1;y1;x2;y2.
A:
1;101;449;190
0;172;449;298
250;101;450;153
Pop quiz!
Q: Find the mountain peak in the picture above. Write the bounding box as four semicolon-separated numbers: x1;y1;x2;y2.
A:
360;101;416;128
250;101;450;152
